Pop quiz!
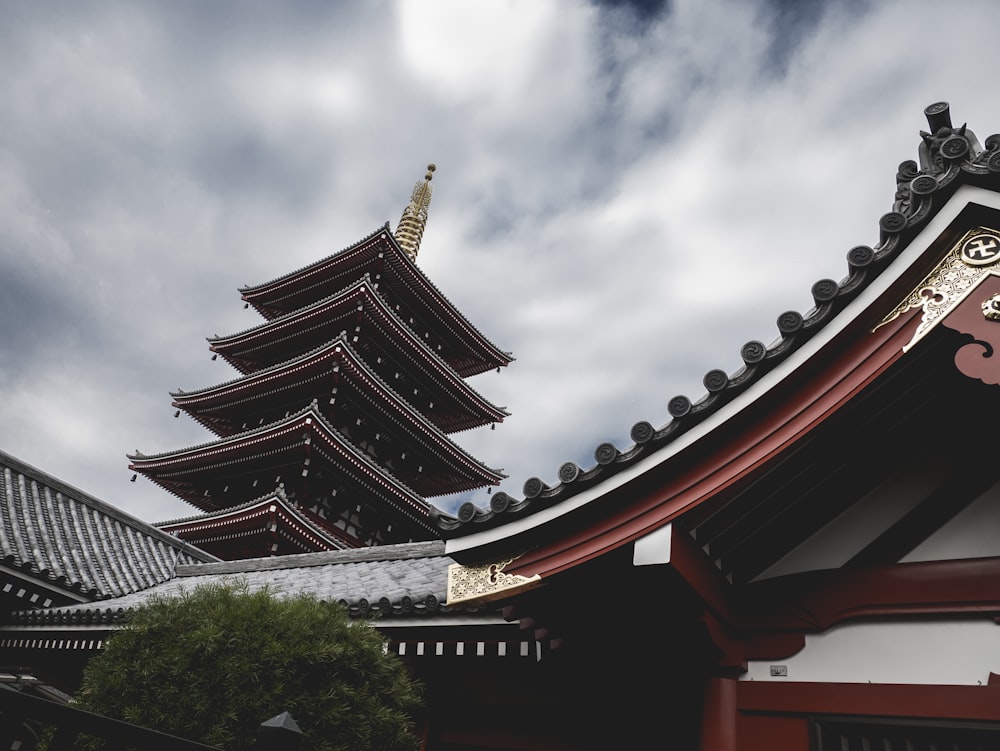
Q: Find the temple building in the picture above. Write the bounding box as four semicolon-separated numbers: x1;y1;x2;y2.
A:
4;103;1000;749
441;102;1000;748
130;165;512;560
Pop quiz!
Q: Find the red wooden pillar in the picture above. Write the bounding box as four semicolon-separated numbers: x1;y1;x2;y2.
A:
700;674;738;751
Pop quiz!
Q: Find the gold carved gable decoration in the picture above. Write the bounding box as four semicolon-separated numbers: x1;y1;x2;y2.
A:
446;557;542;606
880;226;1000;385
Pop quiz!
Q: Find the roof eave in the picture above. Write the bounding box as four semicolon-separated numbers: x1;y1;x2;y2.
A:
443;183;1000;563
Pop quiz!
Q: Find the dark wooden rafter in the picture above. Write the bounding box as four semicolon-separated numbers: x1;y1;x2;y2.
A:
686;319;953;576
718;326;1000;583
703;400;934;583
720;450;911;583
0;564;88;612
844;446;998;569
688;329;946;551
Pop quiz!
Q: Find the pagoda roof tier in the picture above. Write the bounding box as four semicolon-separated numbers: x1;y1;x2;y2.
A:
173;337;504;491
209;276;507;426
174;337;504;492
239;225;513;377
175;335;504;436
157;489;351;560
128;405;441;537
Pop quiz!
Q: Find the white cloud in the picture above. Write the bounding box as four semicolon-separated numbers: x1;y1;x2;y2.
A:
2;0;1000;522
398;1;571;102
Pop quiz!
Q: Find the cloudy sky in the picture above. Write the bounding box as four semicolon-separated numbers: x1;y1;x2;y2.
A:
3;0;999;524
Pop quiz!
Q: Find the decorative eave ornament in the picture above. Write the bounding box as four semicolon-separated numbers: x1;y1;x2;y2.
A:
880;226;1000;351
446;556;542;606
394;164;436;261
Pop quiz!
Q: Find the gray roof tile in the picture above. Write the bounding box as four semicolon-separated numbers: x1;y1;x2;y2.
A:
0;450;217;600
14;541;465;625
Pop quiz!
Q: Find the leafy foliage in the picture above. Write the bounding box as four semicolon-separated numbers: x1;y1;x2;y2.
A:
73;583;421;751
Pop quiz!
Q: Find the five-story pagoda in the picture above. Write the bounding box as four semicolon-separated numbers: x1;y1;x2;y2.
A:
129;166;512;560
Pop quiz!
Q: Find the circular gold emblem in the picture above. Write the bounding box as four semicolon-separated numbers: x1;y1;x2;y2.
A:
983;294;1000;322
961;233;1000;266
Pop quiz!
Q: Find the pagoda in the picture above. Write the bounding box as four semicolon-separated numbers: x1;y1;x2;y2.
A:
130;166;513;560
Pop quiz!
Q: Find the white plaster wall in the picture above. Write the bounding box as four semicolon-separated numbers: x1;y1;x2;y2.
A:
903;479;1000;562
741;619;1000;685
755;458;947;581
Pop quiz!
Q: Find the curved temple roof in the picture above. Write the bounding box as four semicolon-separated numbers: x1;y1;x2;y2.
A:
157;488;352;556
439;102;1000;544
9;541;475;626
174;335;507;457
0;450;217;603
209;276;508;427
240;224;514;376
129;403;440;530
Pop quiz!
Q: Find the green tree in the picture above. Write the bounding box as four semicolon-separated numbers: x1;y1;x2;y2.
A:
72;582;422;751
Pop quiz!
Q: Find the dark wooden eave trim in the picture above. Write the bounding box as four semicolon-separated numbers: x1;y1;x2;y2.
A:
843;448;997;569
0;563;95;607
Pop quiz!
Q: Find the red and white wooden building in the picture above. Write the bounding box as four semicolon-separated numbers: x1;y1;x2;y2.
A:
441;102;1000;749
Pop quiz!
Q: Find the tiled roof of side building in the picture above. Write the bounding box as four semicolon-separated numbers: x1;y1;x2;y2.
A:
0;450;218;601
11;541;476;626
437;102;1000;537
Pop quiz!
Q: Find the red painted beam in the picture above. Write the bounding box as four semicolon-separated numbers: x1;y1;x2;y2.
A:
738;680;1000;722
505;311;920;582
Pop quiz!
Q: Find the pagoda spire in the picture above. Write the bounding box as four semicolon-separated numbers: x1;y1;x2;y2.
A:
393;164;436;261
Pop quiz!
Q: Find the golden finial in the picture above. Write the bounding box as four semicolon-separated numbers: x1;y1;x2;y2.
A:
393;164;436;261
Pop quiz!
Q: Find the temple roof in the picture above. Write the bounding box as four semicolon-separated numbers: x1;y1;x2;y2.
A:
239;224;513;376
208;276;507;425
0;450;217;604
157;489;351;559
439;103;1000;547
8;541;472;626
174;335;506;455
129;404;436;535
131;400;495;514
